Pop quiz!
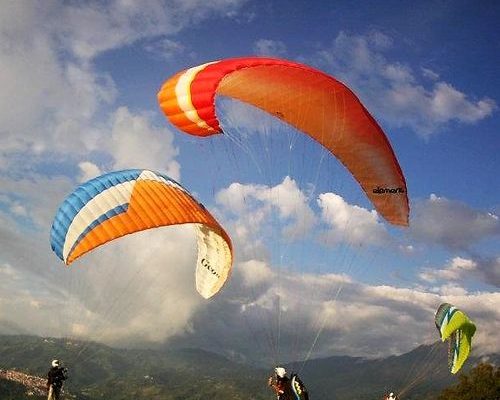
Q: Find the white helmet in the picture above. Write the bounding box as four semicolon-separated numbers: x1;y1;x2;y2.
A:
275;367;286;378
52;360;60;367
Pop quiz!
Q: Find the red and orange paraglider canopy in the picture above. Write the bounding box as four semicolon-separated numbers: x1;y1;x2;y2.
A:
158;57;409;226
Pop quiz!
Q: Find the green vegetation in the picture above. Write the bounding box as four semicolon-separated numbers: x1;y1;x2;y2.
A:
438;363;500;400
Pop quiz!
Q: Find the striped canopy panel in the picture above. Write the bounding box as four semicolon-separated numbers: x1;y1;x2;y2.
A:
50;169;232;299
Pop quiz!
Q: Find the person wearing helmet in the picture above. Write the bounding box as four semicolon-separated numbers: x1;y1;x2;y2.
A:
46;360;67;400
386;392;398;400
268;366;293;400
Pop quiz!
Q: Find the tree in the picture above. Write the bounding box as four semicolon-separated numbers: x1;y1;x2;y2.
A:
438;363;500;400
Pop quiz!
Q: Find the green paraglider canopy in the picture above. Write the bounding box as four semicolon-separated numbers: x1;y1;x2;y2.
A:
435;303;476;374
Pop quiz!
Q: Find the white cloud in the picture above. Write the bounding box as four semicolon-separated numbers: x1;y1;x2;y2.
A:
0;216;206;345
215;182;270;260
216;177;316;250
145;38;186;60
9;203;28;217
1;191;498;361
419;255;500;288
318;192;391;247
78;161;102;183
173;264;500;362
438;283;469;297
238;259;274;288
54;0;249;61
479;257;500;287
0;174;74;229
258;177;316;239
410;194;500;250
400;244;415;254
56;1;170;60
421;67;440;81
0;263;20;279
315;31;497;136
215;179;400;271
420;256;477;282
102;107;180;179
0;0;248;174
0;3;116;171
253;39;287;57
430;82;495;123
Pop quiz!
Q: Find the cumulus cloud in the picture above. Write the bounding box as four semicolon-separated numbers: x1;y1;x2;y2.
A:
144;38;187;60
410;194;500;250
238;259;274;289
420;256;477;282
170;262;500;363
78;161;101;182
315;31;497;136
317;192;391;247
253;39;287;57
216;177;317;251
215;177;401;269
64;227;203;345
479;257;500;287
0;21;115;167
53;0;249;61
0;174;75;229
101;107;180;179
2;182;498;361
3;0;239;360
0;0;247;346
0;2;191;179
420;256;500;288
0;167;211;346
0;214;205;345
0;0;250;175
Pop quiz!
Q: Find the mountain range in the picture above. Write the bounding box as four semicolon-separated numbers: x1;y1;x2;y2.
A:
0;335;497;399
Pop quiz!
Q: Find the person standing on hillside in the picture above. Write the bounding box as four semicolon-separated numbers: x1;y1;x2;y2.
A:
46;360;67;400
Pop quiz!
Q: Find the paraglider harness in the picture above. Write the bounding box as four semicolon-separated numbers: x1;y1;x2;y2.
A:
269;369;309;400
269;374;291;400
47;366;68;391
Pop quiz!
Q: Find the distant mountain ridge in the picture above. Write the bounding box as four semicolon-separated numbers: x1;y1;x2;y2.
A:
0;335;497;399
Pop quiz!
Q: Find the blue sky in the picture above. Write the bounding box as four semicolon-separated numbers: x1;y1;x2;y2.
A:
0;0;499;373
